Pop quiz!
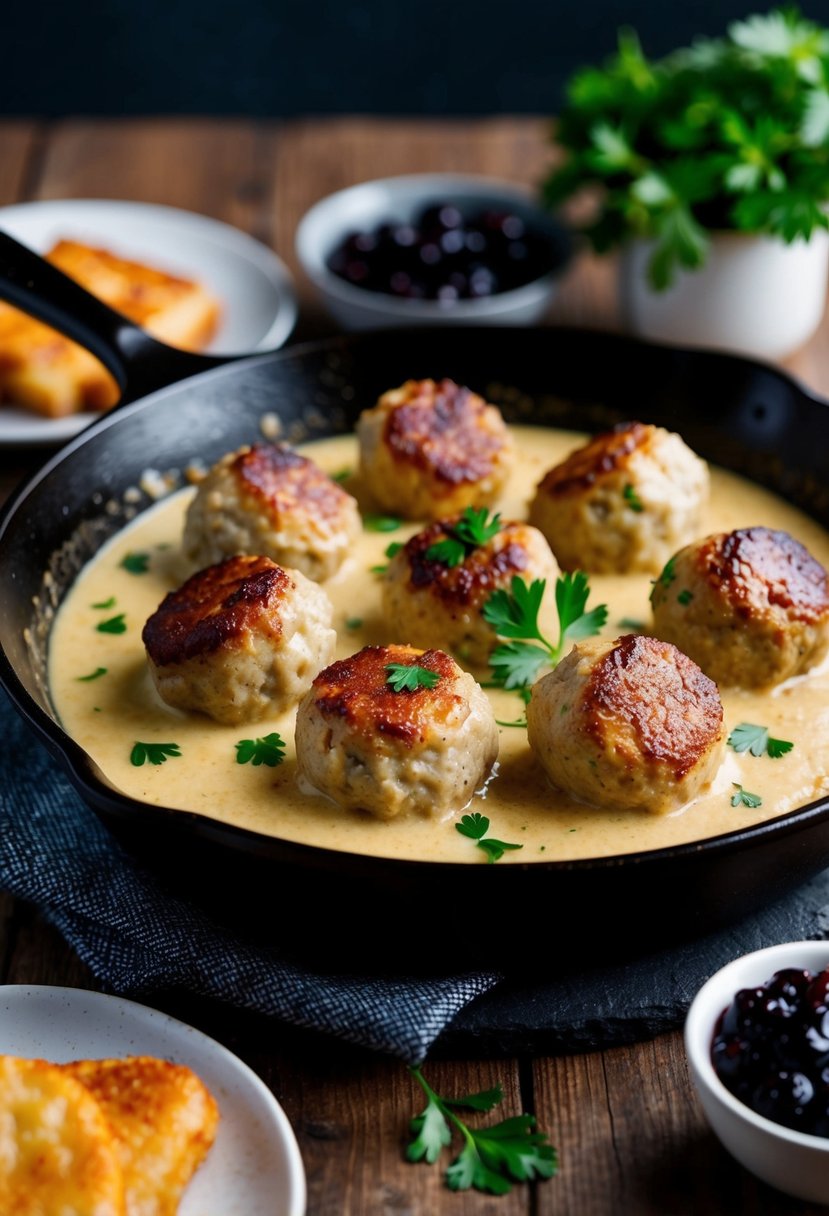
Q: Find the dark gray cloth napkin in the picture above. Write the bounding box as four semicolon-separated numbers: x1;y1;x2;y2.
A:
0;691;499;1064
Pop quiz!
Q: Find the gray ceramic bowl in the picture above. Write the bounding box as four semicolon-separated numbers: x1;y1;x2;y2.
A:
295;173;572;330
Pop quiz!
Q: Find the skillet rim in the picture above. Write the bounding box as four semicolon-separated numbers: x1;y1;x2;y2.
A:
1;325;829;879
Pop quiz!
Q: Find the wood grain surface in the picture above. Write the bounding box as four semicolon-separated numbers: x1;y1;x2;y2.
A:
1;117;827;1215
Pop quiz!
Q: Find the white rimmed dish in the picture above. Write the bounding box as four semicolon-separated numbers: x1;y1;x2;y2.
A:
295;172;572;330
685;940;829;1204
0;984;306;1216
0;199;298;446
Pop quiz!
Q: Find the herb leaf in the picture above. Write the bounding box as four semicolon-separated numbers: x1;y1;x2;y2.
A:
727;722;794;759
120;552;150;575
456;812;490;840
483;572;607;697
91;596;116;610
76;667;107;682
407;1067;557;1195
426;508;502;567
371;541;404;576
477;838;524;864
731;783;763;808
96;614;127;634
386;663;441;692
623;483;644;512
130;741;181;766
235;732;286;767
363;514;402;532
650;555;677;603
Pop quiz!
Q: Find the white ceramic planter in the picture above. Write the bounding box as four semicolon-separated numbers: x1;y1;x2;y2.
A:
621;229;829;359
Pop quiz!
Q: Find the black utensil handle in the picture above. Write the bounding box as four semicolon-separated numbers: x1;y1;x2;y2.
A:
0;229;234;404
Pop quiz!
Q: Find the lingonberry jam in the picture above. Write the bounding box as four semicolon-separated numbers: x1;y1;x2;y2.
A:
326;202;559;301
712;967;829;1137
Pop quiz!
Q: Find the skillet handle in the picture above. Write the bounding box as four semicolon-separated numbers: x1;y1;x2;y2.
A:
0;229;236;405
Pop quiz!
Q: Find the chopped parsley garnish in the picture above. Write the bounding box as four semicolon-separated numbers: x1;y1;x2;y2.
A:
425;508;502;568
386;663;441;692
76;667;108;682
406;1065;556;1194
96;614;127;634
623;483;644;513
496;715;528;728
649;555;677;603
483;572;608;693
618;617;647;631
345;617;363;630
727;722;794;759
677;589;694;605
235;732;286;767
120;551;150;574
331;468;352;484
371;541;404;575
91;596;116;610
455;812;523;863
363;514;402;532
731;783;763;809
130;741;181;766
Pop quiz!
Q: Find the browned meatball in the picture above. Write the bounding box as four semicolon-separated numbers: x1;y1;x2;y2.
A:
382;517;558;665
527;635;726;814
183;443;361;581
651;527;829;688
356;378;513;519
294;644;499;819
529;422;709;573
143;555;335;724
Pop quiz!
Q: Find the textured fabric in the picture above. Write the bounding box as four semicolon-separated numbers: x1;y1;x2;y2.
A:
0;692;499;1063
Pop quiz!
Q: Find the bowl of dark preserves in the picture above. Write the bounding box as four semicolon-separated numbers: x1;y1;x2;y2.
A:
685;941;829;1204
295;173;572;329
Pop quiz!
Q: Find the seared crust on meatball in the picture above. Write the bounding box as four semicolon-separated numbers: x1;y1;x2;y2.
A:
382;518;558;665
143;555;335;724
651;527;829;688
183;443;361;581
295;644;499;819
356;379;513;519
529;422;709;574
527;635;726;814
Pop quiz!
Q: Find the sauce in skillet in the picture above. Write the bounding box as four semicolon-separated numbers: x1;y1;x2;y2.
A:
48;426;829;863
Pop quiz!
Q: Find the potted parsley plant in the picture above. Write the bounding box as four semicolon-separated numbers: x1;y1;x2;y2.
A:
543;7;829;358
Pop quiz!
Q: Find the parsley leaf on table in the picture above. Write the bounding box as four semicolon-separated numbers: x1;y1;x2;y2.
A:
731;783;763;808
406;1067;557;1195
425;508;502;568
483;572;607;699
727;722;794;759
130;741;181;766
385;663;441;692
235;732;286;767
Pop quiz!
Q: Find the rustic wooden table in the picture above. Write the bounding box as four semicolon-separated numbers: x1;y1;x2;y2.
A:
1;116;828;1215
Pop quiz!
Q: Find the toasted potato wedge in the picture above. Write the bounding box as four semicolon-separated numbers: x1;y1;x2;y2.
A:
0;240;220;418
0;1054;125;1215
63;1056;219;1216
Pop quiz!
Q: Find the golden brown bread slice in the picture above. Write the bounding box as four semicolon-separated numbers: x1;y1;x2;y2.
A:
0;1054;126;1216
0;240;221;418
62;1056;219;1216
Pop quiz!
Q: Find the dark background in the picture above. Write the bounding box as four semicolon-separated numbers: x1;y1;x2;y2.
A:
6;0;829;117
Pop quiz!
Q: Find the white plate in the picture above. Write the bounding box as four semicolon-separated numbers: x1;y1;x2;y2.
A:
0;984;306;1216
0;199;298;446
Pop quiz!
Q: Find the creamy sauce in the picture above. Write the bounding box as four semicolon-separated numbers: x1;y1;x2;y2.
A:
48;427;829;864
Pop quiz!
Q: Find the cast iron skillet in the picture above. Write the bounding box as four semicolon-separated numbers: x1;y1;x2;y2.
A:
1;230;829;952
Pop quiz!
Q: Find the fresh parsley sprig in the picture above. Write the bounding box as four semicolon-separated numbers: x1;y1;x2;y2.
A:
386;663;441;692
727;722;794;759
426;508;502;568
235;732;286;767
130;741;181;766
731;783;763;808
483;572;608;692
456;812;523;863
406;1066;557;1195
